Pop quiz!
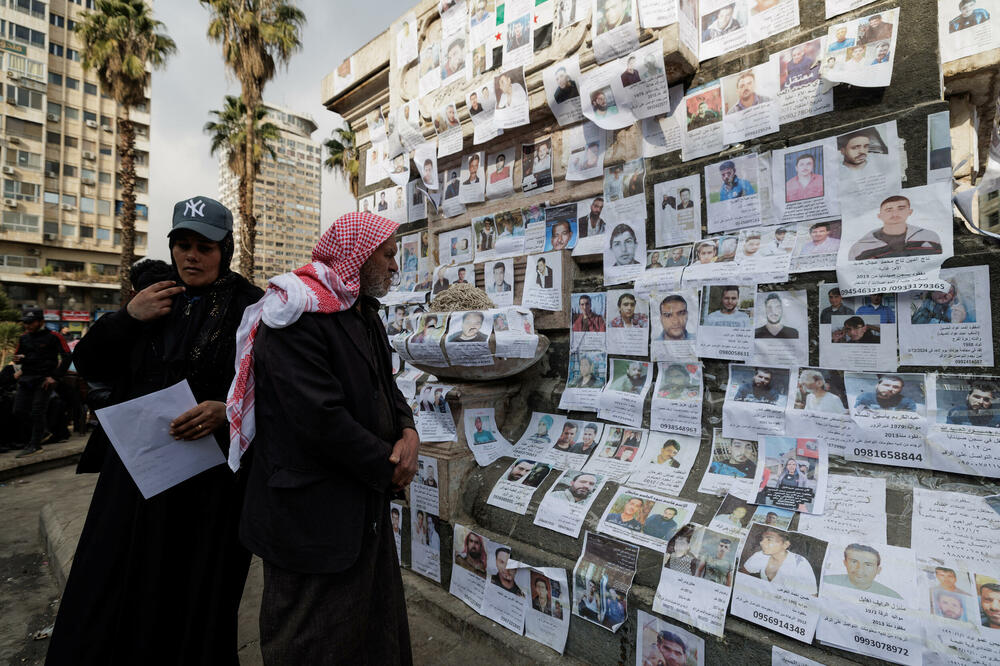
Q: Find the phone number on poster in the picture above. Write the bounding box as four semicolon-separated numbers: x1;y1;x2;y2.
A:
854;635;908;656
752;610;805;636
852;449;922;462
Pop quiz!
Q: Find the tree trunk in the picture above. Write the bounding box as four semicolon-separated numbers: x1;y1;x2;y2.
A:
117;113;137;304
240;105;257;282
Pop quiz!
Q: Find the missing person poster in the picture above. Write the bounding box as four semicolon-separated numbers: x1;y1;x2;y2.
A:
466;84;503;145
521;564;572;653
575;195;611;256
534;469;609;538
597;486;697;552
627;431;700;497
650;362;703;438
523;252;564;311
583;425;649;482
938;0;1000;64
735;225;796;284
926;374;1000;479
570;292;607;352
653;524;738;637
698;429;759;500
459;151;487;204
606;289;650;356
591;0;640;63
752;436;828;515
796;475;887;543
598;358;653;427
560;352;608;412
487;458;554;515
604;219;646;286
817;283;898;372
580;58;639;131
844;372;931;469
750;290;808;367
565;121;607;181
897;265;994;367
695;283;755;361
493;66;530;128
820;8;899;88
699;0;748;61
911;487;1000;571
705;154;762;233
571;531;639;633
722;364;791;439
390;501;404;562
493;307;538;359
837;182;954;296
635;610;705;666
731;524;828;642
771;37;834;124
785;367;859;457
816;540;921;665
835;121;903;212
770;138;840;224
444;310;495;366
637;246;690;297
681;82;726;161
412;455;441;517
721;61;780;144
544;55;585;126
450;524;491;612
653;174;702;247
521;136;554;194
481;541;531;634
411;507;442;582
485;146;516;200
649;288;699;361
789;219;841;273
513;412;567;458
463;407;515;466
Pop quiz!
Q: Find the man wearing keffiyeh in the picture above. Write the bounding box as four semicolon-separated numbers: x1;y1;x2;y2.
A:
231;212;417;665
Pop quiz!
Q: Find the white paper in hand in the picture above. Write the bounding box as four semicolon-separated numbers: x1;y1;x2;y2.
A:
96;380;226;499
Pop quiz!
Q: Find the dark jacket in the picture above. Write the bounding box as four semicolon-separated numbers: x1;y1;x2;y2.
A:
17;328;71;379
241;303;415;574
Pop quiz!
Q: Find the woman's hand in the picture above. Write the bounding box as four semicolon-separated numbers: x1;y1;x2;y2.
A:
170;400;227;440
127;281;185;321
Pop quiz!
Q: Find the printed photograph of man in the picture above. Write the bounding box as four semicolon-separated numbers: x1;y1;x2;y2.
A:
856;293;896;323
823;543;902;599
572;294;606;332
709;436;757;478
733;367;787;405
621;55;641;86
717;160;756;200
644;506;681;541
486;261;512;295
596;0;632;34
608;360;650;394
703;285;751;327
837;128;893;189
819;287;854;324
950;0;991;31
441;36;465;80
577;196;606;238
444;171;461;199
852;374;920;413
798;221;841;256
555;471;600;504
553;421;579;452
827;25;854;52
755;293;799;339
653;630;691;666
728;69;768;112
534;257;554;288
979;578;1000;629
570;422;601;455
507;460;535;484
489;546;524;596
432;269;451;295
665;245;691;266
448;311;488;342
795;369;848;413
455;529;488;578
934;590;971;621
470;415;497;445
943;380;1000;428
547;217;576;251
848;195;943;261
657;364;699;400
610;292;648;328
686;94;723;130
832;315;880;344
911;278;974;324
739;526;819;595
694;239;719;264
506;13;530;50
532;575;554;615
858;12;894;44
409;314;441;345
526;414;554;445
463;154;482;186
495;69;528;109
567;352;604;389
785;150;824;202
779;40;820;89
870;41;891;65
488;153;510;187
657;294;692;341
702;3;741;41
662;525;700;575
606;496;647;530
590;88;619;119
609;223;640;265
553;65;580;104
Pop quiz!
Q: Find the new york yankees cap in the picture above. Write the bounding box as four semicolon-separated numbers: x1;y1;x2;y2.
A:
170;195;233;242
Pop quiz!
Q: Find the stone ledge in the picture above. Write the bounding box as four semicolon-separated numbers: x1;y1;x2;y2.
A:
0;434;87;482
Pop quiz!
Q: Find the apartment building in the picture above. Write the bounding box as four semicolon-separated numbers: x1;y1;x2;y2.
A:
220;102;321;286
0;0;151;333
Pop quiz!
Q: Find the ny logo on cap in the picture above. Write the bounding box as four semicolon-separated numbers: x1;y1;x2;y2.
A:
184;199;206;218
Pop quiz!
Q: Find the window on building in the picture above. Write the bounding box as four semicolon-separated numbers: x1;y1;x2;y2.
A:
60;223;75;237
96;227;109;241
83;111;97;123
115;200;148;219
80;167;95;181
61;193;75;207
80;225;93;238
989;211;1000;227
9;22;46;48
67;18;76;31
0;255;39;270
80;197;94;213
3;179;39;201
0;210;39;232
46;259;85;273
12;0;46;19
5;85;43;109
44;160;58;176
97;199;110;215
46;101;61;118
43;220;57;234
84;82;97;95
64;135;77;148
6;117;43;141
48;42;63;57
43;191;58;205
66;48;79;62
99;145;112;156
136;231;147;247
100;115;112;128
48;72;62;86
98;171;112;184
65;77;79;90
49;12;64;27
62;164;76;177
46;131;60;145
64;106;78;120
5;149;41;170
988;190;1000;201
7;54;44;81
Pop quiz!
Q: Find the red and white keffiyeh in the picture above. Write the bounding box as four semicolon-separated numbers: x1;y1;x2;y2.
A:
226;212;399;471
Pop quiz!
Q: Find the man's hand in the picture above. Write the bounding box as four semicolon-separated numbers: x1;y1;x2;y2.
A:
170;400;226;440
390;427;419;490
41;377;57;391
12;354;23;363
126;281;185;322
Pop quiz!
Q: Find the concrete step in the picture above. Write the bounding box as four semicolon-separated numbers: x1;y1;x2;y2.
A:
0;433;88;483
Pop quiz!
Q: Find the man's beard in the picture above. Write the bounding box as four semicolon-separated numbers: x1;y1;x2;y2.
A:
359;261;392;298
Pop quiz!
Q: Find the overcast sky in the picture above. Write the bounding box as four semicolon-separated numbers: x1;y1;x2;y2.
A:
146;0;414;260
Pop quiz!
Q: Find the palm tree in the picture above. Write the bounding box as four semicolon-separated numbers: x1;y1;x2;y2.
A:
204;95;280;258
201;0;305;281
324;125;360;199
76;0;175;302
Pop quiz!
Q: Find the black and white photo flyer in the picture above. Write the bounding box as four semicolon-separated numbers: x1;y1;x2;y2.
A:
705;153;763;233
574;195;612;256
591;0;639;63
796;474;886;543
844;372;931;469
481;541;531;634
579;57;639;131
721;61;780;144
583;425;649;482
523;251;564;310
459;151;486;204
482;256;513;304
493;66;530;129
926;374;1000;479
407;313;449;367
463;407;515;466
650;361;703;438
770;138;841;224
817;540;921;665
559;351;607;412
606;289;650;356
434;102;464;158
698;429;759;500
835;121;902;211
770;38;834;125
444;309;494;366
411;507;442;582
751;290;808;367
732;524;828;642
752;436;828;515
521;136;554;194
652;523;738;637
465;84;503;145
543;55;584;126
649;288;699;361
786;367;859;457
820;8;899;88
414;384;458;442
412;455;441;517
487;459;554;515
565;121;607;181
635;610;705;666
521;564;571;653
680;82;726;161
597;486;696;552
571;531;639;633
534;469;609;538
653;174;702;247
722;364;791;439
598;358;653;427
696;284;756;361
604;218;646;286
837;182;954;296
604;159;646;225
817;283;897;372
628;431;700;496
898;265;994;367
618;39;672;120
450;523;491;612
698;0;748;61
